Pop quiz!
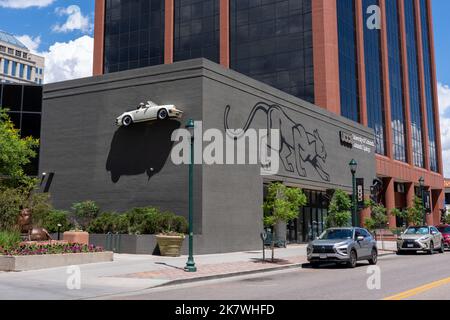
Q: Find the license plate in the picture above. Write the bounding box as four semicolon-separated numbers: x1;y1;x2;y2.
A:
320;254;327;259
407;244;414;248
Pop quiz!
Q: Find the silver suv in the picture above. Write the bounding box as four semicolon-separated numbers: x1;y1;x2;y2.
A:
307;227;378;268
397;226;444;254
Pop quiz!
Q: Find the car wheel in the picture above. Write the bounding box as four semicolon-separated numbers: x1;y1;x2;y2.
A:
122;115;133;127
427;241;434;255
396;250;404;255
347;250;357;268
157;109;168;120
439;241;445;254
369;249;378;265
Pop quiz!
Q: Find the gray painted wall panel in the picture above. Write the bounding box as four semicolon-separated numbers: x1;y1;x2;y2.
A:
41;59;376;254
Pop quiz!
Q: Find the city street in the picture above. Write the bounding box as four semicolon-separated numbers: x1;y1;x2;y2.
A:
109;252;450;300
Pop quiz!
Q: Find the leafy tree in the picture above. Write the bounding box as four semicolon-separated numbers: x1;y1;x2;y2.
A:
364;200;388;231
0;187;26;231
442;214;450;225
263;182;307;261
326;189;352;228
406;196;425;226
391;197;425;226
0;109;39;187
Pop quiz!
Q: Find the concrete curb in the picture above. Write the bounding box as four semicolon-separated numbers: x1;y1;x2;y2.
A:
154;262;305;288
152;252;396;288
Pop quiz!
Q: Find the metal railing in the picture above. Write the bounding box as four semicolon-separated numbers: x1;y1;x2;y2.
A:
105;233;122;253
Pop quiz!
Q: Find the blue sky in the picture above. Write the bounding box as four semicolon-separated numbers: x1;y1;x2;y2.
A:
432;0;450;85
1;0;450;175
0;0;94;51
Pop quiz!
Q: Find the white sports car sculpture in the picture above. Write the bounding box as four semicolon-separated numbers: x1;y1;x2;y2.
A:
116;100;183;126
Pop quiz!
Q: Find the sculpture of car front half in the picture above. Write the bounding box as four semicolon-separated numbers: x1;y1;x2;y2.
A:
307;227;378;268
116;101;183;127
397;226;445;255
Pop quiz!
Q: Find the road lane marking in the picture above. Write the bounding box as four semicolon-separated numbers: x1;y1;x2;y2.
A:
383;277;450;300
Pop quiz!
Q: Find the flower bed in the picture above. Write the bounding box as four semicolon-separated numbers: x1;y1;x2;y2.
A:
1;243;103;256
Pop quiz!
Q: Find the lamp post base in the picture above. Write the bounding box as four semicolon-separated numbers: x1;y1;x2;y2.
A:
184;262;197;273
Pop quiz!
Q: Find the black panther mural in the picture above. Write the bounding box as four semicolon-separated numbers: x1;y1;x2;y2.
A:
224;102;330;182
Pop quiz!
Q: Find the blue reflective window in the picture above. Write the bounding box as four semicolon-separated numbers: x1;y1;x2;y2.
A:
26;65;32;80
12;61;17;76
174;0;220;63
337;0;360;122
363;0;386;155
103;0;165;73
3;59;9;74
419;0;437;172
386;0;407;162
19;64;24;78
230;0;314;103
404;0;424;168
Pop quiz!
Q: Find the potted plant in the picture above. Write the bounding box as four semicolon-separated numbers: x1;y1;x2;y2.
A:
64;201;100;245
155;212;188;257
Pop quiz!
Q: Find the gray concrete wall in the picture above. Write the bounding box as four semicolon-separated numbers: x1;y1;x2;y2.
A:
41;59;376;254
41;62;204;233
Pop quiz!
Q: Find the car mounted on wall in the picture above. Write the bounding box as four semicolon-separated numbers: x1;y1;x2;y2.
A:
116;100;183;126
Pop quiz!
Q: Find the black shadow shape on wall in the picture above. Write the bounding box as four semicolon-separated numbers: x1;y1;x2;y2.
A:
106;120;181;183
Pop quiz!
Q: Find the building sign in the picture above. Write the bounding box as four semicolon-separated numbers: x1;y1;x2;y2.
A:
340;131;374;154
423;191;431;214
356;178;365;208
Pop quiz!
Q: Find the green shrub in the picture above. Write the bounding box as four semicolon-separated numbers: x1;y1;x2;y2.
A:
0;230;21;252
85;207;188;235
71;201;100;230
41;210;71;233
0;187;25;231
172;215;188;234
28;193;53;227
114;214;130;234
87;212;119;234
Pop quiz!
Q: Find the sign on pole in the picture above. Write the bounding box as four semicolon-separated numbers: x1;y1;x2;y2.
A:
356;178;365;209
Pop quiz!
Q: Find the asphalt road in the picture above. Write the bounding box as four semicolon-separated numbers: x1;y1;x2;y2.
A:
109;251;450;300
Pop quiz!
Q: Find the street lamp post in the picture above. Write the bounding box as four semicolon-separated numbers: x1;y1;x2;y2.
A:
349;159;358;227
185;119;197;272
419;177;426;226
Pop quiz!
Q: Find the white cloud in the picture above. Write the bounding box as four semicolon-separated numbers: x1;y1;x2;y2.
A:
438;82;450;178
41;36;93;84
15;35;41;53
52;5;91;33
0;0;55;8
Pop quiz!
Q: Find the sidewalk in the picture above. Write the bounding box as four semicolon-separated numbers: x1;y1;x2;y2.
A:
109;243;395;286
0;243;396;299
112;245;309;286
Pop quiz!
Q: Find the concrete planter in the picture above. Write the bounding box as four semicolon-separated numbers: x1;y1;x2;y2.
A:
0;252;113;272
63;231;89;245
155;235;185;257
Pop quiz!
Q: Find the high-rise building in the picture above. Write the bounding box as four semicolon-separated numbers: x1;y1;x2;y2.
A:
0;30;45;85
93;0;444;228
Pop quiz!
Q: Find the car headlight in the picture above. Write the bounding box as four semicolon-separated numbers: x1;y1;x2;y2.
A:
335;245;348;256
418;236;429;242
